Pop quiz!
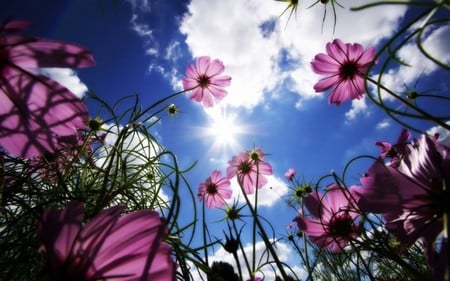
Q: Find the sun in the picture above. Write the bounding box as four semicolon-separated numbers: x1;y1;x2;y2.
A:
202;108;246;154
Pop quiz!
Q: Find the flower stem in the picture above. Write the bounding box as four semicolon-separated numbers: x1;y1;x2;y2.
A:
300;196;313;281
202;201;209;267
237;168;289;280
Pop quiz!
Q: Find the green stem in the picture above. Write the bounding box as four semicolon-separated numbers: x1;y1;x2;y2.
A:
366;77;450;131
252;165;259;277
301;196;313;281
232;219;252;279
202;201;209;267
238;168;289;280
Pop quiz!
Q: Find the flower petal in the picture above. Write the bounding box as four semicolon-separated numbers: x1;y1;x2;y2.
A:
0;70;89;157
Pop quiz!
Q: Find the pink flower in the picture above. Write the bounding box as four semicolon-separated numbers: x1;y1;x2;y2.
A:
182;56;231;108
355;135;449;279
375;128;411;166
226;148;273;194
294;184;361;252
311;39;375;105
38;202;175;281
198;170;233;208
284;167;296;181
0;19;95;158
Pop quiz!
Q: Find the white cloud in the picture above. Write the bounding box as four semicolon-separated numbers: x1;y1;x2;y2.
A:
130;13;154;39
94;123;169;204
427;121;450;147
375;25;450;99
39;68;89;98
376;119;391;130
228;175;289;208
126;0;151;12
345;97;369;121
189;240;306;280
179;0;407;111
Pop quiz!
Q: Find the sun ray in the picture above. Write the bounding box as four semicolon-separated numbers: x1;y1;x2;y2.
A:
199;106;249;157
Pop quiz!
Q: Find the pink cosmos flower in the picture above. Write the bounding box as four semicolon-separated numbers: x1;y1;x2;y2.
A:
0;19;95;158
284;167;296;181
226;148;273;194
375;128;411;166
182;56;231;108
355;135;449;280
294;184;361;252
38;202;175;281
311;39;375;105
198;170;233;208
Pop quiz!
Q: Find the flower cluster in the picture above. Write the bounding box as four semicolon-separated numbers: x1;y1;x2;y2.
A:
290;129;449;280
355;131;449;280
2;0;449;278
198;147;273;208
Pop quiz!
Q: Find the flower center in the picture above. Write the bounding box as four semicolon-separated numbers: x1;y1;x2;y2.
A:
238;161;252;174
328;213;355;239
339;61;359;80
206;183;218;195
198;75;210;87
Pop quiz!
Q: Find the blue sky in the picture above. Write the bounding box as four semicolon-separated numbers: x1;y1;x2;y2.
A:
2;0;449;279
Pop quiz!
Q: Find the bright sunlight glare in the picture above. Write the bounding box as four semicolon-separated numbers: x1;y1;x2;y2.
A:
201;107;247;156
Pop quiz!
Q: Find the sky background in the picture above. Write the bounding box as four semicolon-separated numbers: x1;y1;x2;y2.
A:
2;0;449;279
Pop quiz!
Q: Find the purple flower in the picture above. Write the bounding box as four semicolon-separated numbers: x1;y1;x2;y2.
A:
375;128;411;166
355;135;450;280
284;167;296;181
0;20;95;158
39;202;176;281
198;170;233;208
226;148;272;194
311;39;375;105
294;184;361;252
182;56;231;108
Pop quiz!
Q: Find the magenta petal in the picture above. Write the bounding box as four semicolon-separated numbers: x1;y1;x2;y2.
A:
2;20;32;32
205;58;225;77
39;203;175;281
311;54;340;75
314;76;339;92
303;192;324;219
188;88;203;102
0;19;94;158
375;141;392;155
0;70;89;157
196;56;211;75
39;202;84;268
326;39;347;62
210;75;232;87
346;43;363;62
202;89;216;108
182;77;199;90
358;46;376;66
325;186;350;212
88;210;171;280
295;217;326;236
7;40;95;68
